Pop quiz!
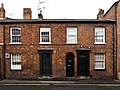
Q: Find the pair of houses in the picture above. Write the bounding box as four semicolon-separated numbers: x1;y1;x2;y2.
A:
0;0;120;80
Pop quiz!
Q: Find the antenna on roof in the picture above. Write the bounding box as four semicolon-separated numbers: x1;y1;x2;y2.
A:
8;14;14;18
37;0;46;14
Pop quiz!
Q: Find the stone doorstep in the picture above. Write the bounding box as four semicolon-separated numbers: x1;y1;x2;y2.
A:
38;76;90;81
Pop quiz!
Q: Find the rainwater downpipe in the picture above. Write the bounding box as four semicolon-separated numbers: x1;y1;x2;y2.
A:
2;23;6;79
115;3;118;80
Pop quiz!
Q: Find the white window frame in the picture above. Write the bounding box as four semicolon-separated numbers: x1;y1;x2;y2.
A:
39;28;51;44
9;27;22;44
94;27;106;44
66;27;77;44
11;54;21;70
94;54;105;70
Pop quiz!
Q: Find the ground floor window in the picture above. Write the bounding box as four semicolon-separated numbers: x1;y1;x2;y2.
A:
94;53;105;70
11;54;21;70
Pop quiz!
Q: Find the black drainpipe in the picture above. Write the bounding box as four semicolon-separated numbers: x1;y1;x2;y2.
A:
112;22;115;79
2;23;6;79
115;3;118;80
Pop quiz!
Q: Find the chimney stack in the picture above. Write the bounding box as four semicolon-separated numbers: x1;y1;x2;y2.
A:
0;3;5;19
38;10;43;20
23;8;32;19
97;8;104;19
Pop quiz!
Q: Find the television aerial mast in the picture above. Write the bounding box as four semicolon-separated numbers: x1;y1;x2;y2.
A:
38;0;46;14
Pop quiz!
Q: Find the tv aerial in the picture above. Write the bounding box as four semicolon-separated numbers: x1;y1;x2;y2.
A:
38;0;46;14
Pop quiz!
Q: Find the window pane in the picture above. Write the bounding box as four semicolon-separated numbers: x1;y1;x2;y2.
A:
94;54;105;69
67;27;77;43
11;54;21;70
42;36;50;42
95;29;103;35
12;36;20;43
40;28;51;43
12;29;20;35
95;35;104;42
68;35;76;42
11;28;21;43
95;27;105;43
68;29;76;35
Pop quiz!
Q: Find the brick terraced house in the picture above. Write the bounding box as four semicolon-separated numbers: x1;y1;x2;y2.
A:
0;0;120;80
97;0;120;80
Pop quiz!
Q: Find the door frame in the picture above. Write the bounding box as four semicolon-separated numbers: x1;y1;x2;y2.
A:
76;48;91;77
38;49;53;77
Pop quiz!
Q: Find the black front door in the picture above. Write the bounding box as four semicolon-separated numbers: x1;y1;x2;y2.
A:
42;53;51;76
77;53;89;76
39;50;53;76
66;53;74;77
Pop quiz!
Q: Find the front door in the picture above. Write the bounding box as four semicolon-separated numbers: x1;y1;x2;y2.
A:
77;53;89;76
42;53;51;76
39;50;53;77
66;53;74;77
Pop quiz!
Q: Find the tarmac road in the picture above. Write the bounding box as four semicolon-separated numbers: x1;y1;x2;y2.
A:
0;85;120;90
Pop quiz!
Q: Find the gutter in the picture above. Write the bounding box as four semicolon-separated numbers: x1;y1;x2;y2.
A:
0;19;115;24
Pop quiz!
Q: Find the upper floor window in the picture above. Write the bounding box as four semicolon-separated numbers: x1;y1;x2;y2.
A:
95;27;105;44
11;54;21;70
66;27;77;44
10;27;21;44
94;53;105;70
40;28;51;44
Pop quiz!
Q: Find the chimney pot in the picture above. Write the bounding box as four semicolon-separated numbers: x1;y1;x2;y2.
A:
1;3;4;8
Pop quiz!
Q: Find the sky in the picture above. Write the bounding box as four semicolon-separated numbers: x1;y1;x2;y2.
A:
0;0;118;19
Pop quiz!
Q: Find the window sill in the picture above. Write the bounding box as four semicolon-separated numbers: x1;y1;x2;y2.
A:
9;43;22;45
39;42;52;45
66;42;77;44
11;68;22;70
0;43;4;45
94;42;106;45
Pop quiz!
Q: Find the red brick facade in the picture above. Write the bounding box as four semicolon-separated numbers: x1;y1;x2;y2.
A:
0;22;114;80
0;1;119;80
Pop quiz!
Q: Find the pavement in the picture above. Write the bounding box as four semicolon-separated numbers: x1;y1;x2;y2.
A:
0;79;120;86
